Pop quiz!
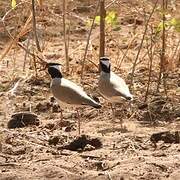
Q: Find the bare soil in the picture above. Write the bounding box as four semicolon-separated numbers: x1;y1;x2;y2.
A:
0;0;180;179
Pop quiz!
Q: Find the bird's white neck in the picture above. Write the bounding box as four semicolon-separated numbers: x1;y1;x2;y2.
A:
100;71;110;77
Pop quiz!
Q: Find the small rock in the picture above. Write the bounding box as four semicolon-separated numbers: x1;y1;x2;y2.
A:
59;135;102;151
48;136;59;146
52;104;60;113
150;131;180;146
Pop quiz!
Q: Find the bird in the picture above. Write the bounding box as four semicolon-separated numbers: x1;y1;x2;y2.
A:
47;62;101;135
98;57;133;128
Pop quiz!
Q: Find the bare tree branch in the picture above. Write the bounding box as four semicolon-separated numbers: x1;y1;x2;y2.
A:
63;0;69;73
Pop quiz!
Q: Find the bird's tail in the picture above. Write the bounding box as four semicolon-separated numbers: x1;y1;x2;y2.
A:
83;96;102;109
90;95;102;108
91;102;102;109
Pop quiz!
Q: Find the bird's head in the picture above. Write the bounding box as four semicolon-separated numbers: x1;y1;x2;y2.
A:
46;62;63;79
99;57;111;73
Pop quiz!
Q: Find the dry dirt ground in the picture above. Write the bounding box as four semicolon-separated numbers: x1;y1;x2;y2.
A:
0;0;180;179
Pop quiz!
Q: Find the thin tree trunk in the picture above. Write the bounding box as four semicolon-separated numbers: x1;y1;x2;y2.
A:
156;0;167;96
99;0;106;59
62;0;69;73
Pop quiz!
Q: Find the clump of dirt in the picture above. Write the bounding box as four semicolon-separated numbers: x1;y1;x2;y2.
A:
137;96;179;125
26;76;49;88
59;135;102;151
1;0;180;179
150;131;180;145
7;112;40;129
48;136;60;146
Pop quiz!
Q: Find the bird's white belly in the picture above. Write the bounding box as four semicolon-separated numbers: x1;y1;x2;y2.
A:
57;99;83;109
99;79;124;103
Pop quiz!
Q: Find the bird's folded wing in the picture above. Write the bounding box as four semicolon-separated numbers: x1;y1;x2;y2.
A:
110;73;131;97
53;78;91;105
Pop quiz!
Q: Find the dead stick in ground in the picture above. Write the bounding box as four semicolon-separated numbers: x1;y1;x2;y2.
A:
130;0;158;89
177;52;180;66
171;39;180;64
23;34;31;71
80;0;100;82
62;0;69;73
33;49;38;76
144;27;155;102
115;34;138;71
156;0;167;97
99;0;106;59
32;0;41;52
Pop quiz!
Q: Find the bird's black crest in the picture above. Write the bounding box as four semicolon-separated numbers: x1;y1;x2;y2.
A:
47;62;62;67
99;57;111;73
100;57;109;61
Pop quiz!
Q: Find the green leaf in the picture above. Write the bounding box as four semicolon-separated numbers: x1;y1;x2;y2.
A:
156;22;163;33
156;21;169;33
113;26;121;31
86;11;119;28
11;0;16;9
86;19;92;27
105;11;118;26
95;16;100;25
169;18;180;32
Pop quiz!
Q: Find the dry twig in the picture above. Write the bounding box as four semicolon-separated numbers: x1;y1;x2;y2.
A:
99;0;106;58
144;27;155;102
130;0;158;89
156;0;167;96
62;0;69;73
32;0;41;52
80;0;100;82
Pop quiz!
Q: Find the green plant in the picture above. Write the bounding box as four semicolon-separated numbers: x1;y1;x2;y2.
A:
11;0;16;9
86;10;119;28
156;17;180;33
169;18;180;32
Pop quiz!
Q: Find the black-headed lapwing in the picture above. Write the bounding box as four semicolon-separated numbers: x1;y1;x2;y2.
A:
98;57;133;127
47;63;101;135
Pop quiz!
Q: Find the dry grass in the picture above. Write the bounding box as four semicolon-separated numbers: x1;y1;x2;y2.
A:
0;0;180;179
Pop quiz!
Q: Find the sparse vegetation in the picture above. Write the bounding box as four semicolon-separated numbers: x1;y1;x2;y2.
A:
0;0;180;179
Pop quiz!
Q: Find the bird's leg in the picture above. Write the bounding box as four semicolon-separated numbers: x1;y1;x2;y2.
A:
51;104;64;130
128;101;133;113
60;108;63;127
111;103;123;129
76;109;81;136
110;103;116;124
120;118;123;129
110;103;114;117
